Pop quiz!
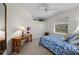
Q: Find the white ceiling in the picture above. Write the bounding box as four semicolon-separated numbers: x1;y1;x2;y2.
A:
21;3;79;19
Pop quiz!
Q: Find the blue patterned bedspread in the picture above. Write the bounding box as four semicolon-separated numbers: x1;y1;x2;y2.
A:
39;35;79;55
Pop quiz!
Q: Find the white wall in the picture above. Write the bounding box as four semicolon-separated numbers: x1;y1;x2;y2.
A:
7;4;46;54
46;7;79;35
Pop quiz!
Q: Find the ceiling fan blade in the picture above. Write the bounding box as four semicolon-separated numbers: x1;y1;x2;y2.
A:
44;8;57;11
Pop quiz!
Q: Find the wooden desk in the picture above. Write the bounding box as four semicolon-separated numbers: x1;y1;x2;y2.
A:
12;36;24;53
12;34;32;53
24;34;32;42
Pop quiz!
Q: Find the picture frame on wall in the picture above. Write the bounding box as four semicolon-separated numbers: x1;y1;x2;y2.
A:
55;24;68;34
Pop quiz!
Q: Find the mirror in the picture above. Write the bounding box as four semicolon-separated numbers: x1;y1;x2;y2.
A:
0;3;6;55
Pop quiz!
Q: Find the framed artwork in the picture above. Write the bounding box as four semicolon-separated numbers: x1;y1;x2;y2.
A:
55;24;68;33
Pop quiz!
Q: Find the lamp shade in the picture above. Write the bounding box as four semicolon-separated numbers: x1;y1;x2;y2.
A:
18;26;25;31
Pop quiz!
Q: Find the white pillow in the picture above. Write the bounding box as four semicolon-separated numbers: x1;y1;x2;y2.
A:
70;39;79;45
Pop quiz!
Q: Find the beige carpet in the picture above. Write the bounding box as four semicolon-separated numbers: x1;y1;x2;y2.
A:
13;39;53;55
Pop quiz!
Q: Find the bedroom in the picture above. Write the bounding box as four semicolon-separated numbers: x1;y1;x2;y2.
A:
2;3;79;55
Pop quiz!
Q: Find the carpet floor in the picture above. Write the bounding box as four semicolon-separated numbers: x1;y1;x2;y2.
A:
13;39;53;55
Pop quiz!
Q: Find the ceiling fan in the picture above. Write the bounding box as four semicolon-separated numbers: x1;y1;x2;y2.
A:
36;3;57;12
44;7;57;11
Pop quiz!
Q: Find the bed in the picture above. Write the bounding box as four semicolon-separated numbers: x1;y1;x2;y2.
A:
39;34;79;55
